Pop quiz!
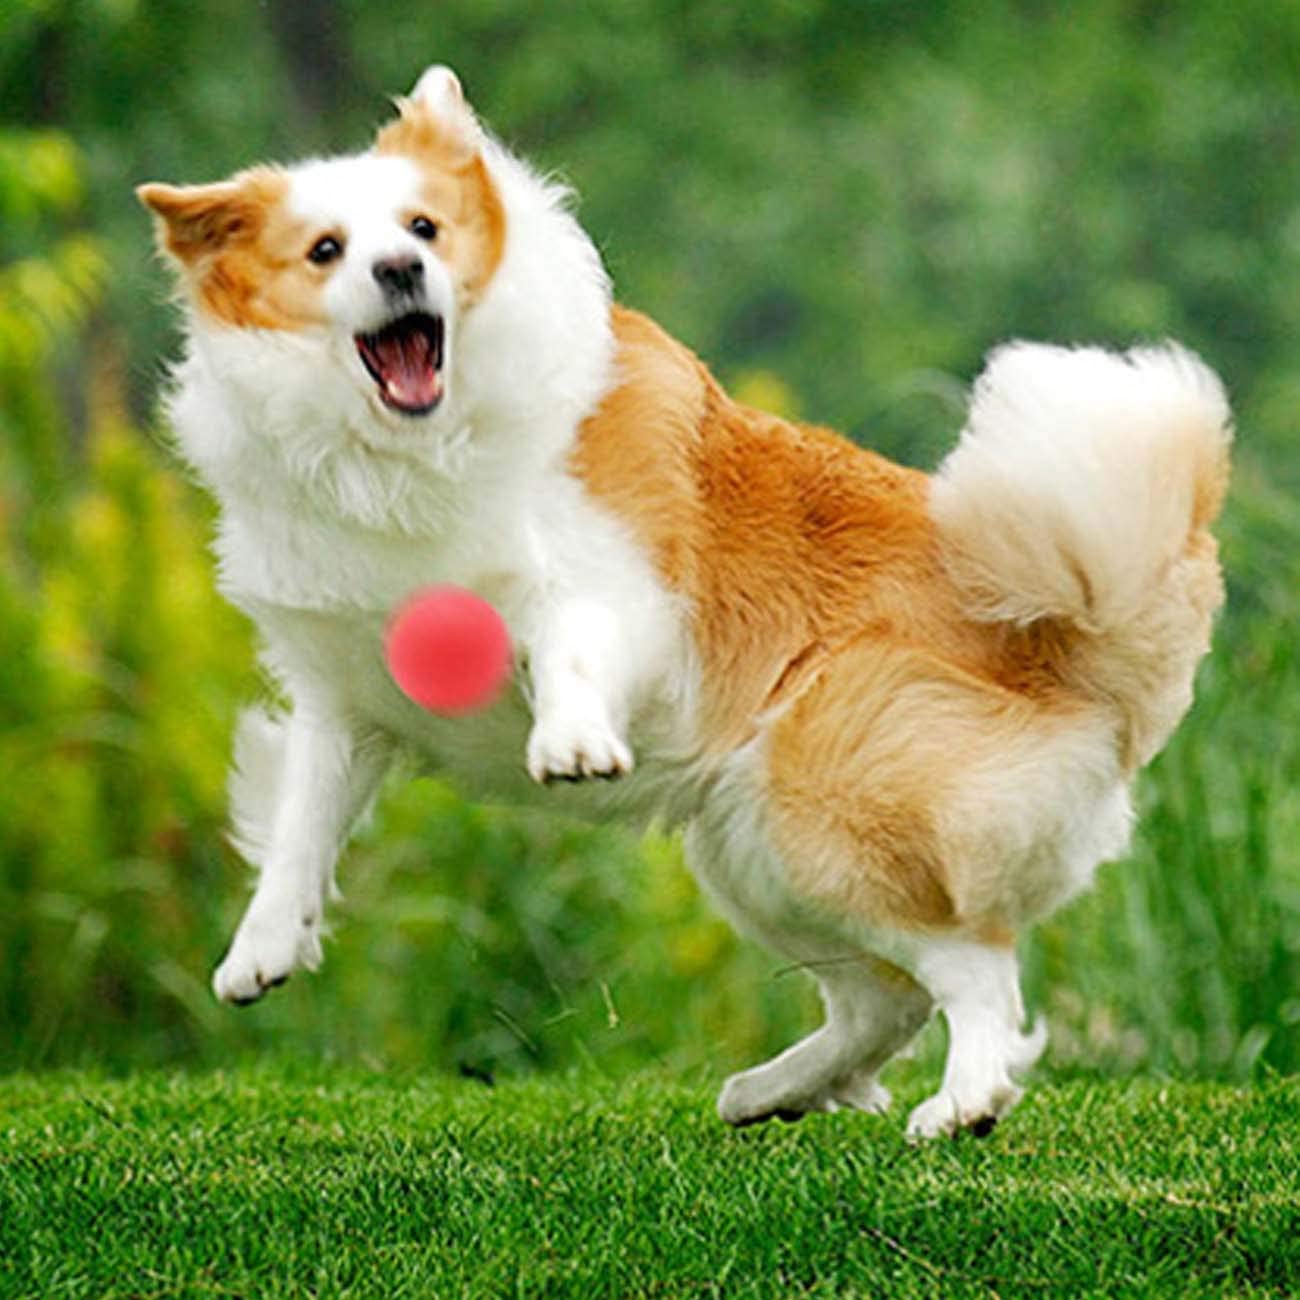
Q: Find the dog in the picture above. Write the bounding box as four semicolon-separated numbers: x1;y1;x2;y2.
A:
138;64;1231;1138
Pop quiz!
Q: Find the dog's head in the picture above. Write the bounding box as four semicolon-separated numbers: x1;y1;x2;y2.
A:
139;67;504;423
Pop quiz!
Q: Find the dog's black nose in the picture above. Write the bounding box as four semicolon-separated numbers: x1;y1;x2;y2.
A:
372;256;425;298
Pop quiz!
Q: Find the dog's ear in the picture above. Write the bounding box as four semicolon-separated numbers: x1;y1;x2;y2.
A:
409;65;470;120
136;178;270;264
375;64;483;167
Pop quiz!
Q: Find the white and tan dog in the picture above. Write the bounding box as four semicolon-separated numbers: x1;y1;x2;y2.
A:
139;65;1231;1138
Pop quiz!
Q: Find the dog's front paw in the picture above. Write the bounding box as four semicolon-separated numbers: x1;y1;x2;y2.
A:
212;901;323;1005
526;707;633;784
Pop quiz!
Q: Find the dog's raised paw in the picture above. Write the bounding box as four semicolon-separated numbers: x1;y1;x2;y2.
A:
211;907;323;1004
526;710;633;784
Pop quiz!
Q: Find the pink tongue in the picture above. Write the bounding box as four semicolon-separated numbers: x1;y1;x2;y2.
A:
375;330;439;408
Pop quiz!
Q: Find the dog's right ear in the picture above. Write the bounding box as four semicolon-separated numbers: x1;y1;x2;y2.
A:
409;65;469;118
136;179;268;264
375;64;483;167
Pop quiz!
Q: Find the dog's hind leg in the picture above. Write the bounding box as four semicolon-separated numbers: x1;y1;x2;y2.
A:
904;938;1046;1140
717;957;932;1126
684;817;933;1127
212;705;393;1004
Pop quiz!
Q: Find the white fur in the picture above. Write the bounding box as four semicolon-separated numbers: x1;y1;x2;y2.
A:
904;941;1047;1140
930;341;1231;632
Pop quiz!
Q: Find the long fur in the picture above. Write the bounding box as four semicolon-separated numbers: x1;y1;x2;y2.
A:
931;341;1230;632
932;342;1231;767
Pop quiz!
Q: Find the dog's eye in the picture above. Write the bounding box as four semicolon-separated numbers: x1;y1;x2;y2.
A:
307;235;344;266
409;216;438;242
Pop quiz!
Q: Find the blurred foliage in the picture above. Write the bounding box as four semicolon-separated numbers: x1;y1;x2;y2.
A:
1;2;1298;1080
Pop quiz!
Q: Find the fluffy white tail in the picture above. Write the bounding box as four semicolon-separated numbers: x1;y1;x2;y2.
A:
930;341;1232;634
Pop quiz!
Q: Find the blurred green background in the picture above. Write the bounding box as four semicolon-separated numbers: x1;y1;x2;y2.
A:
2;0;1298;1085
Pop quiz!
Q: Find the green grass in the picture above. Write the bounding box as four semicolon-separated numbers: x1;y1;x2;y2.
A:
2;1066;1297;1298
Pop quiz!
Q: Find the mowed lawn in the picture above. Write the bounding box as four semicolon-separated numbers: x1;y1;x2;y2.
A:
2;1066;1297;1298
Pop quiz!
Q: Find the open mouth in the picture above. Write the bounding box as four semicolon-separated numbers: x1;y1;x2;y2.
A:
354;312;445;416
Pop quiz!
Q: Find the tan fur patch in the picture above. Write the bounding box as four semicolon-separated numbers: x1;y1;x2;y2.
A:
139;169;333;331
573;307;1208;935
569;309;711;592
762;640;1098;931
576;310;1079;757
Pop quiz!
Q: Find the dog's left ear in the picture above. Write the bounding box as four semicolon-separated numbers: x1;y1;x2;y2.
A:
376;63;483;167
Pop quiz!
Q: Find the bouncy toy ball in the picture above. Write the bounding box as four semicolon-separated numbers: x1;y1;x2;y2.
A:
385;585;512;715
